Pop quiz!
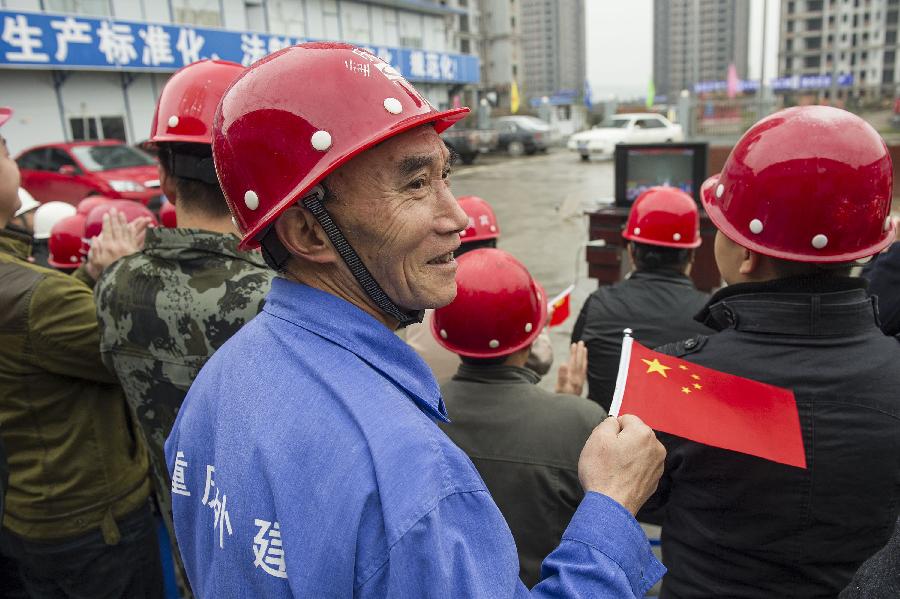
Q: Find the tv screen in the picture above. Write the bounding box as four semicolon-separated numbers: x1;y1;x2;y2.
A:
614;143;708;208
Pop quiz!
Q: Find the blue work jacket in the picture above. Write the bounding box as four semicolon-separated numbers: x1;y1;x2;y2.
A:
165;277;664;598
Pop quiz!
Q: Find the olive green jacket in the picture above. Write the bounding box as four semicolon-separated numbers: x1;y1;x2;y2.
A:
0;227;150;542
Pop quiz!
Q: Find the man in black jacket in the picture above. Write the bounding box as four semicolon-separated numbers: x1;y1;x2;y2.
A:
572;187;711;410
640;106;900;599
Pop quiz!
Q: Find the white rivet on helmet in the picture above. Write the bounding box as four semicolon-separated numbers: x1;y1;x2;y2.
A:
634;227;641;235
439;329;448;339
244;190;259;210
749;218;764;234
168;115;179;128
383;97;403;115
715;183;724;199
811;234;828;249
673;233;682;242
70;255;78;263
489;225;497;233
311;130;332;151
488;339;500;349
524;323;533;333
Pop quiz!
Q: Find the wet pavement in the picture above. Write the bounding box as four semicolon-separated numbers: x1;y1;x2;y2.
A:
452;148;615;393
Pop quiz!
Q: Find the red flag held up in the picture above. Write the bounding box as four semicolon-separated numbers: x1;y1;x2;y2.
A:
548;285;574;328
610;332;806;469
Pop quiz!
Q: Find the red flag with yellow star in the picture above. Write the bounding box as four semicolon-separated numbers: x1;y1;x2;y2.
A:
610;334;806;468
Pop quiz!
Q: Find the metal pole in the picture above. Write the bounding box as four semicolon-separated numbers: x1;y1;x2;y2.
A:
760;0;768;117
692;0;700;94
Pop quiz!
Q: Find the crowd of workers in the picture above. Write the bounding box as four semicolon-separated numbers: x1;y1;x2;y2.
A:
0;41;899;598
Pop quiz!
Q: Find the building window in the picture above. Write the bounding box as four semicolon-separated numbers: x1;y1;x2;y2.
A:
268;0;307;36
45;0;110;17
173;0;222;27
70;116;126;142
804;55;821;68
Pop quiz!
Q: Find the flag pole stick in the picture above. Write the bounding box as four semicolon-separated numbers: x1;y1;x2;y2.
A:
609;329;634;417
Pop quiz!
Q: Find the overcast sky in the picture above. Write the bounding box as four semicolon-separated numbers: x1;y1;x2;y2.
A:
586;0;781;100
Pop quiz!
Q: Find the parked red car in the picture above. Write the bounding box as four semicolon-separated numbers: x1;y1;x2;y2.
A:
16;140;162;208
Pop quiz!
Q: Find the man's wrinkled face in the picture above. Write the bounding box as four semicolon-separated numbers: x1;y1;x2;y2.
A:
0;133;22;221
326;126;468;312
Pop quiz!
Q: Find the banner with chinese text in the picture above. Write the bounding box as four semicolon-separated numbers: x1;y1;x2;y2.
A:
0;9;479;84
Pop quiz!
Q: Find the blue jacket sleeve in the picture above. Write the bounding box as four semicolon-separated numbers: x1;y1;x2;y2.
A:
358;490;665;598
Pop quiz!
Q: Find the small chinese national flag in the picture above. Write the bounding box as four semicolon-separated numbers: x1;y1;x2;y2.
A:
610;334;806;468
548;285;574;328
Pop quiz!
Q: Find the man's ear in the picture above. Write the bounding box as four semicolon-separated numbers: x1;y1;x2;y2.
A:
738;247;761;276
274;205;337;264
158;164;177;205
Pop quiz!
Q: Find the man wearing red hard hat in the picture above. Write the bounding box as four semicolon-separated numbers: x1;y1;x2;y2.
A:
432;248;609;587
572;186;712;411
405;195;555;382
639;106;900;598
165;43;666;597
93;59;273;597
0;108;163;595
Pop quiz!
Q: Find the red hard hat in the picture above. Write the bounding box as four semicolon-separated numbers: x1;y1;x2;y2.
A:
84;200;158;239
0;107;11;128
76;195;115;216
432;248;547;359
702;105;896;263
458;195;500;243
150;60;244;145
213;42;468;250
159;200;177;228
622;186;701;249
48;214;88;270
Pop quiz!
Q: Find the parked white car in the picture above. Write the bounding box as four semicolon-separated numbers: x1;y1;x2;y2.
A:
567;113;684;161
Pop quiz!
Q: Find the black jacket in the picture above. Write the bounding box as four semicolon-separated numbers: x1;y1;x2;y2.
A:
863;242;900;335
572;270;711;410
438;364;605;587
841;517;900;599
641;276;900;599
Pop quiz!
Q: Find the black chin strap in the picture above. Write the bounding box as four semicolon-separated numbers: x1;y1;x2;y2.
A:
301;188;424;328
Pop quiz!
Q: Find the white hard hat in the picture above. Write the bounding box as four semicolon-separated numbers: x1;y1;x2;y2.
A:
14;187;39;217
33;201;77;240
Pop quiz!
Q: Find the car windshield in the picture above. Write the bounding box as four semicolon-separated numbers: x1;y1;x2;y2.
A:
600;118;631;129
69;144;155;171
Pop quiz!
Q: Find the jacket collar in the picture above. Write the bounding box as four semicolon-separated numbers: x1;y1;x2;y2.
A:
0;226;33;260
628;269;696;286
452;363;541;385
697;275;879;336
263;277;448;422
142;227;266;267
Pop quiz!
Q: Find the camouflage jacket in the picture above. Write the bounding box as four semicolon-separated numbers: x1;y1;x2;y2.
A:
94;228;273;520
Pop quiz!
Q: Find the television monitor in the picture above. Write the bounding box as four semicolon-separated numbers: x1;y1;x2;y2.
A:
614;142;709;208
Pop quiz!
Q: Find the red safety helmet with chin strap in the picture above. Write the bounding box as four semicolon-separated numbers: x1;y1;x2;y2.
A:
150;59;245;145
458;195;500;243
432;248;547;359
213;42;468;250
48;214;88;270
622;186;701;249
702;105;895;263
84;200;158;239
